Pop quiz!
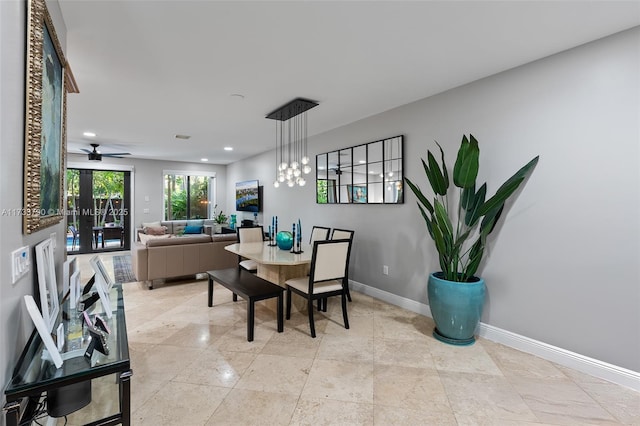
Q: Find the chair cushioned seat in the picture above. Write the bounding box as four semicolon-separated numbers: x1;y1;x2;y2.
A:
239;259;258;271
285;277;343;294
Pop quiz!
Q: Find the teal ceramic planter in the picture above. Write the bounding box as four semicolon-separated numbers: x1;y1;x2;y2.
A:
428;272;486;346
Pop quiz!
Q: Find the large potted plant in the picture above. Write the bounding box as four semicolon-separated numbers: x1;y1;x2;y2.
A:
405;134;538;345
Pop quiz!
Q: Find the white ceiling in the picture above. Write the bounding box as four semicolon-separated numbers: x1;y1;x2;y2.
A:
59;0;640;164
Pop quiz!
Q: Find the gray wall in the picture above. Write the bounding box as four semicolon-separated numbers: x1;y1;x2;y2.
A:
228;27;640;372
0;0;69;419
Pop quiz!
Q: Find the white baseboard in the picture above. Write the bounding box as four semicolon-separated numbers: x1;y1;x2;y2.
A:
349;279;640;392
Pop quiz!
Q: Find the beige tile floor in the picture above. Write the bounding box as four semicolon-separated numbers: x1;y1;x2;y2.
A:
61;252;639;426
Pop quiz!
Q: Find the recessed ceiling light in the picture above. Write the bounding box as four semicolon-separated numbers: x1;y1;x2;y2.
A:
175;134;191;140
359;160;366;164
201;158;208;162
230;94;245;99
224;147;233;151
83;131;96;137
318;166;326;170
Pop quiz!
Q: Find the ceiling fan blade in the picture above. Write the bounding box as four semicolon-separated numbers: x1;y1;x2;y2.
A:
103;152;131;156
80;148;92;154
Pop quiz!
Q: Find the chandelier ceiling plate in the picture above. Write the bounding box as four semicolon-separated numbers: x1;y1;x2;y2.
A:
266;98;318;122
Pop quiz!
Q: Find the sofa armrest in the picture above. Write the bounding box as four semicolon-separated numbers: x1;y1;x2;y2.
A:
131;243;148;281
203;225;213;236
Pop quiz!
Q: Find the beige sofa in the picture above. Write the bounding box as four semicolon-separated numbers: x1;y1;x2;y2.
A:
131;233;238;289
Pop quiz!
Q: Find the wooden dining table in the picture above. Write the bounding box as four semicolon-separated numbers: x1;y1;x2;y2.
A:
224;241;312;312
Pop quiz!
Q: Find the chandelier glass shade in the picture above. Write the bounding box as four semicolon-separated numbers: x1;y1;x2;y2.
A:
266;98;318;188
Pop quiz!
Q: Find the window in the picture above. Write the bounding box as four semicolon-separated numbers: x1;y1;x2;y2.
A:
164;172;215;220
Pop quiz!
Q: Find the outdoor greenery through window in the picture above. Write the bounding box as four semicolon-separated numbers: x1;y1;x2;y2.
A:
164;173;214;220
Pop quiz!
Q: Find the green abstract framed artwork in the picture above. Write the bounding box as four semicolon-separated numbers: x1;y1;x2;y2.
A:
24;0;67;234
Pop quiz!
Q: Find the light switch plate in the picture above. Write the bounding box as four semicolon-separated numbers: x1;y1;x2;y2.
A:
11;246;30;284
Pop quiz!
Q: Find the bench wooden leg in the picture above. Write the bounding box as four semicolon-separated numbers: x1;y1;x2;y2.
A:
233;293;238;302
208;276;214;307
277;293;283;333
247;300;255;342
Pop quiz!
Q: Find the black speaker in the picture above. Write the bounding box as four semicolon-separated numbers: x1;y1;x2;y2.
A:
47;380;91;417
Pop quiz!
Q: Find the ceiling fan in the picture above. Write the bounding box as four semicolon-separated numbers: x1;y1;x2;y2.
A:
82;144;131;161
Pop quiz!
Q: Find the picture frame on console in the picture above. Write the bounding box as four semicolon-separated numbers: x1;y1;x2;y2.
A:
35;238;60;333
23;0;68;234
89;256;113;318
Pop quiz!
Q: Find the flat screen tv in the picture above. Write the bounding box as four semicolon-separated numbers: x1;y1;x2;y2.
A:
236;180;261;212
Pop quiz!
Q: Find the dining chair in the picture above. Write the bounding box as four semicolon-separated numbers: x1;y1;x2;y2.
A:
68;225;78;251
285;239;351;338
309;226;331;244
330;228;355;301
237;226;264;273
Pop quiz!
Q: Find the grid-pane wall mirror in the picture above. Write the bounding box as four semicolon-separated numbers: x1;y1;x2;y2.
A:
316;135;404;204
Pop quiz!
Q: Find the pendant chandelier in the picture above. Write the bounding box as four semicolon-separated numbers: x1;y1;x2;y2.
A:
266;98;318;188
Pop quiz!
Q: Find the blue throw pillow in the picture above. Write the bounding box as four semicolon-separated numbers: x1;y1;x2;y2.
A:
184;225;203;234
187;219;204;227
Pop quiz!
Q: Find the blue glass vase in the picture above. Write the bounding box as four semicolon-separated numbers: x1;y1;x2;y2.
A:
428;272;486;346
275;231;293;250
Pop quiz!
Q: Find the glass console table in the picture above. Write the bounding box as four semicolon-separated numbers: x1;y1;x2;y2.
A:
4;284;131;426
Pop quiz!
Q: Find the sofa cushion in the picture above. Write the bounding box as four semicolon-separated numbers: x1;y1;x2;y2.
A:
139;233;172;244
146;234;212;247
184;225;203;234
187;219;205;227
144;225;168;235
142;221;162;229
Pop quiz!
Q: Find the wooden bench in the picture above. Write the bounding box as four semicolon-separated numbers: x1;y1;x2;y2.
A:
207;268;284;342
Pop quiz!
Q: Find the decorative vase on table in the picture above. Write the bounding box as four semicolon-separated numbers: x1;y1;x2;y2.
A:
275;231;293;250
428;272;486;346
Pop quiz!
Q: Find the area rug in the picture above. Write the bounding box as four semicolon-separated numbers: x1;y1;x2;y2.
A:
112;255;137;283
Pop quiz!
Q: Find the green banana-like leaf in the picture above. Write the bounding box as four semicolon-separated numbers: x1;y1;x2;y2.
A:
479;155;539;216
435;141;449;192
404;177;434;215
479;177;523;217
453;134;479;189
480;205;505;237
417;203;436;241
434;200;453;244
431;217;447;260
426;151;448;195
464;183;487;227
461;184;475;211
452;228;472;253
464;238;485;281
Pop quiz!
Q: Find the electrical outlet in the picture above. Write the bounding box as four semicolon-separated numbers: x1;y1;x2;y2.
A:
383;265;389;275
11;246;30;284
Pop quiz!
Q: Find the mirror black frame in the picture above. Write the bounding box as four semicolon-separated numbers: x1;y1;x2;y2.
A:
316;135;404;204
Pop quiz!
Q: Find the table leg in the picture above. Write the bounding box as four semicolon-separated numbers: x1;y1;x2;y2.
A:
248;300;255;342
3;400;20;426
119;370;133;426
277;292;283;332
208;276;214;307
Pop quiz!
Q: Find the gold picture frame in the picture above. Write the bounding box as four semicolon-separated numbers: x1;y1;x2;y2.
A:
24;0;67;234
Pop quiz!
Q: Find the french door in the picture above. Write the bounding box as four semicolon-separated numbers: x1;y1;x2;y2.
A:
66;169;131;254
